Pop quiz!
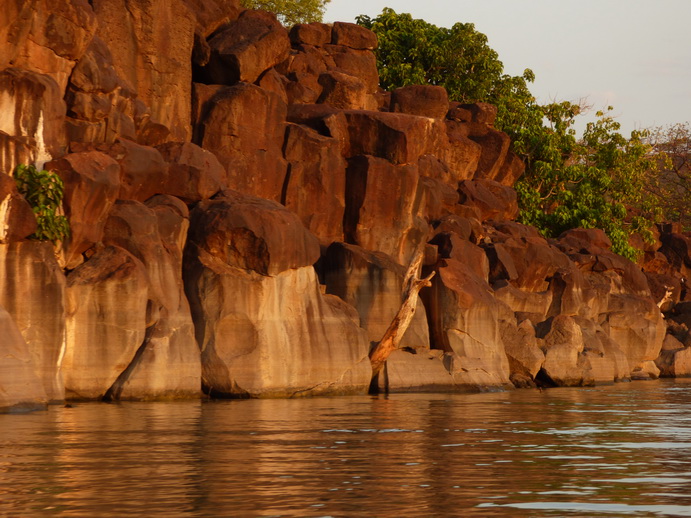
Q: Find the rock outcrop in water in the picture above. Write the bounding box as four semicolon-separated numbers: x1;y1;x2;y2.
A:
1;0;690;410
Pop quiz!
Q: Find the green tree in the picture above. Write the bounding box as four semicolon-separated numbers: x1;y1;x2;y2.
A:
240;0;331;26
358;9;663;259
14;164;70;243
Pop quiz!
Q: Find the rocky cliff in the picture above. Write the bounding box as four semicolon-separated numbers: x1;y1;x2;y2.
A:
1;0;690;411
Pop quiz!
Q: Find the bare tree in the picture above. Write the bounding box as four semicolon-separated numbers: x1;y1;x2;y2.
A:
368;245;435;393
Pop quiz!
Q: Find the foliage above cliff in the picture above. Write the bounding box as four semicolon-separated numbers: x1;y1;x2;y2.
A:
240;0;331;25
645;123;691;231
14;164;70;243
358;9;664;259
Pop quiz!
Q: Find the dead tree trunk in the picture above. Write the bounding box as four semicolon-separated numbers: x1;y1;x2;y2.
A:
368;245;435;392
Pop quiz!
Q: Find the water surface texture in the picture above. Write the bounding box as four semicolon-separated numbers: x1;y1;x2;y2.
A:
3;380;691;516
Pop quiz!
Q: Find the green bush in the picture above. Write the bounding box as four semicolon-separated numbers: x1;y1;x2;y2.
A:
14;164;70;243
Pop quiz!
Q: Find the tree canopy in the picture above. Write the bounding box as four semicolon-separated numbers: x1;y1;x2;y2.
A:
645;123;691;231
240;0;331;26
358;9;666;259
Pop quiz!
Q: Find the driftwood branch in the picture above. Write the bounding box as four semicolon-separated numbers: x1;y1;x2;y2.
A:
369;246;435;381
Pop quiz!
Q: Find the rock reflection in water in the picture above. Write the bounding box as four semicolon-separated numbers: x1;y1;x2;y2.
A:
3;381;691;516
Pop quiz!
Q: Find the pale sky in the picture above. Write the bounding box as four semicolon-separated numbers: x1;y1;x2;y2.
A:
324;0;691;136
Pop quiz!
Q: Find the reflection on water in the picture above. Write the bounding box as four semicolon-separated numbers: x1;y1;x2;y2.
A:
3;380;691;516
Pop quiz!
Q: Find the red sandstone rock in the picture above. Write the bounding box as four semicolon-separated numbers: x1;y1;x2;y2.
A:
46;151;120;268
430;232;489;280
417;176;460;222
105;139;168;202
205;10;291;85
320;242;430;349
391;85;449;120
342;111;448;164
289;23;332;47
1;0;97;92
494;151;525;187
344;155;427;265
458;179;519;222
0;241;66;401
156;142;224;203
0;304;48;411
459;103;498;126
323;44;379;94
442;121;483;181
660;233;691;278
282;124;346;244
484;233;571;292
331;22;378;50
275;45;332;104
0;68;67;173
0;172;37;242
559;228;612;252
500;319;545;382
434;214;484;244
317;70;369;110
197;83;288;202
92;0;195;141
470;128;511;181
182;0;241;37
422;258;512;389
256;68;289;104
188;190;320;276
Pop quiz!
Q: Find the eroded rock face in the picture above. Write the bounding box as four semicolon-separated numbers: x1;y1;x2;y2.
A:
0;68;67;173
46;151;120;268
282;124;346;244
0;305;48;412
204;9;290;85
0;172;36;243
320;242;430;349
64;196;200;400
344;155;427;265
64;245;149;400
423;258;512;390
0;241;66;402
196;83;287;201
92;0;196;140
1;0;97;92
185;192;370;397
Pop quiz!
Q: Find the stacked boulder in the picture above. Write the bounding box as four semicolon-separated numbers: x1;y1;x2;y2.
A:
0;0;687;410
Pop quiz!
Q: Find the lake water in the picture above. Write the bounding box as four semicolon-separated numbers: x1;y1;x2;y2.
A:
3;380;691;517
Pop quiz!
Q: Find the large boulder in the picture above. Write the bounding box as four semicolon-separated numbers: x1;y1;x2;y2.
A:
390;85;449;120
64;196;201;400
45;151;120;268
0;172;37;243
156;141;225;203
422;258;512;390
344;155;427;265
184;192;371;397
282;124;346;244
106;139;168;202
204;9;290;85
341;111;448;164
188;191;320;276
196;83;287;202
1;0;97;91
